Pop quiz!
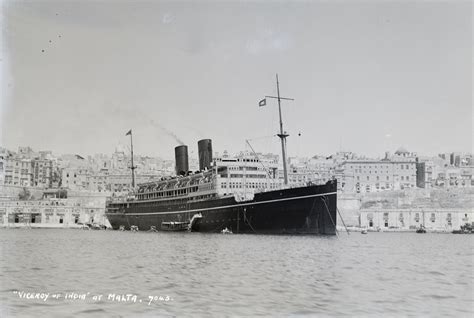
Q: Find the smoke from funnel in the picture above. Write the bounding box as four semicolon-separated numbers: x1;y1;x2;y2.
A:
150;120;184;145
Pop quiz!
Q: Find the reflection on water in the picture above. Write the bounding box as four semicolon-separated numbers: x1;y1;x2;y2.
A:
1;229;473;317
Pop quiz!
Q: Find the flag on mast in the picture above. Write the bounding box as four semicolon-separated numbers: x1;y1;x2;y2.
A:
258;98;266;107
125;129;132;136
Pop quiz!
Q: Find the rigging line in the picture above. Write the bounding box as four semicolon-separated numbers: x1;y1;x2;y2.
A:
321;196;338;237
246;134;277;141
309;197;318;216
336;207;350;235
245;139;273;179
305;197;319;230
243;210;257;234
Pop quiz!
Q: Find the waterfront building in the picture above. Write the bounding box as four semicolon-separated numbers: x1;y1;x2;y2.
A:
360;208;473;232
0;198;108;228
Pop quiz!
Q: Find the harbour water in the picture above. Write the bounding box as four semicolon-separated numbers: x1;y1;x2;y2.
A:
0;229;473;317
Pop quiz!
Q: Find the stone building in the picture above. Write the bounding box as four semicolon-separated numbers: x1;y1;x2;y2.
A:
0;156;4;186
32;159;53;187
360;208;473;232
3;158;34;186
337;147;417;193
0;198;108;228
61;167;92;190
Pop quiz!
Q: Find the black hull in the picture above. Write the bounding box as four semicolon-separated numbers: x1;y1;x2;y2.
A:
106;181;337;235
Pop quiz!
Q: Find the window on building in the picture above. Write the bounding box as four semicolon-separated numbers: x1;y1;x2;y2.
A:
367;176;369;181
406;165;409;169
406;176;409;181
386;176;389;180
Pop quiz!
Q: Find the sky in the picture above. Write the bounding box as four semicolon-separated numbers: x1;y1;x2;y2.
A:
1;0;472;160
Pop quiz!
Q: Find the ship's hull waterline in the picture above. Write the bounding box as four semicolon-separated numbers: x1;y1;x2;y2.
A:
106;181;337;235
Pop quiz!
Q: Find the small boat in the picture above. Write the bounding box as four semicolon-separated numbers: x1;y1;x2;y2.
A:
361;229;368;234
221;227;233;234
452;223;473;234
416;225;426;233
161;222;189;232
78;223;91;230
90;223;107;230
147;226;158;232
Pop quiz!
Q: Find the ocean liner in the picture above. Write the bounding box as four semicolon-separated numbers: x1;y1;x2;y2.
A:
105;76;337;234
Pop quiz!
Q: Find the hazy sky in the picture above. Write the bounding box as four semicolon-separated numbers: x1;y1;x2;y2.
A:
1;0;472;160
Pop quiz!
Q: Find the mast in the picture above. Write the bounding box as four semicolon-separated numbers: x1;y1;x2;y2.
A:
275;74;289;185
126;129;136;188
263;74;294;185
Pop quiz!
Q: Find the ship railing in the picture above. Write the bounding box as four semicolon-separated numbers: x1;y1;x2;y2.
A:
106;196;130;204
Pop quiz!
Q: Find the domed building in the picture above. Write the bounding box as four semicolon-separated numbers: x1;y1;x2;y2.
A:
393;147;416;160
395;147;409;155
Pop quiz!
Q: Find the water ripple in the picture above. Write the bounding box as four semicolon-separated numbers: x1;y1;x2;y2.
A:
0;229;472;316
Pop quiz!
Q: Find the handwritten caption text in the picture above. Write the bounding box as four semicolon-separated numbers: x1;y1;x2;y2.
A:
12;291;173;306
